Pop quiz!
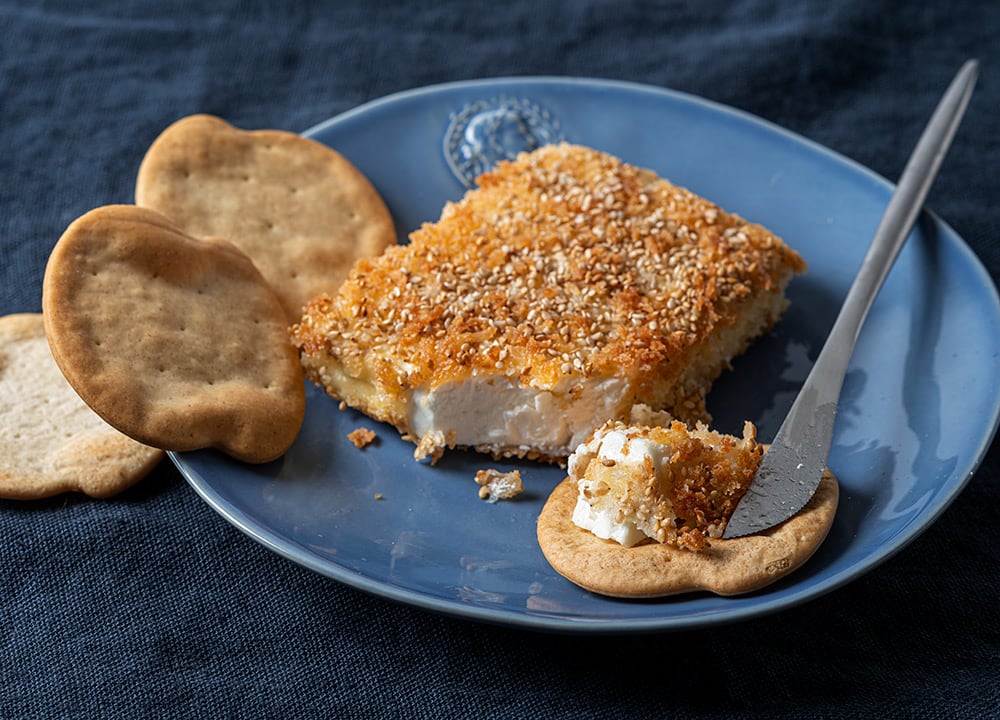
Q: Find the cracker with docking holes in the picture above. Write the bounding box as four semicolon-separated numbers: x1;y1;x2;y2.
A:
42;205;305;463
537;432;839;598
0;313;163;499
134;114;396;321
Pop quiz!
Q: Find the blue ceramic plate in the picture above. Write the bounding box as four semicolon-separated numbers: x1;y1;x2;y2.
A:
172;78;1000;633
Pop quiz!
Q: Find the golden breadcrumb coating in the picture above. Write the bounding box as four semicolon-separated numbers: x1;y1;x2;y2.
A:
572;418;763;551
292;143;805;459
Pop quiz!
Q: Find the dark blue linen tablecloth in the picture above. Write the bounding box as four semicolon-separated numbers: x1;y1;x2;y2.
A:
2;1;998;717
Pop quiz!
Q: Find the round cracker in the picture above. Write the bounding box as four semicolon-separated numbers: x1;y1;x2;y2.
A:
42;205;305;464
0;313;163;499
134;114;396;321
537;469;839;598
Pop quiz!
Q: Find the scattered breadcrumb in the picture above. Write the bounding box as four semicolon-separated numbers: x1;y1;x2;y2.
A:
347;427;376;448
374;492;384;500
412;430;449;464
475;468;524;503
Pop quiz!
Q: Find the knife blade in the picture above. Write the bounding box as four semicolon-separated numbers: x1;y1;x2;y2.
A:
723;59;979;539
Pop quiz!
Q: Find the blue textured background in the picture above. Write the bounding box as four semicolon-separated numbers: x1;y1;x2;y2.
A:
2;1;998;717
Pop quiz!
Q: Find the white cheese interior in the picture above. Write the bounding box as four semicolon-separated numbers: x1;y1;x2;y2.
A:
572;493;648;547
569;426;669;547
408;375;629;458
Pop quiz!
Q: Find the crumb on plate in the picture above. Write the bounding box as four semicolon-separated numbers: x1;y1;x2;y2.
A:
347;427;377;448
475;468;524;503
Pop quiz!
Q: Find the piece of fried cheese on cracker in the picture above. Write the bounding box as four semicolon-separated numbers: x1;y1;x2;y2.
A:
293;143;806;463
564;413;763;551
536;409;839;598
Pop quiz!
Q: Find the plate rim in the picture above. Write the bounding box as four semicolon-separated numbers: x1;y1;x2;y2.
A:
175;76;1000;634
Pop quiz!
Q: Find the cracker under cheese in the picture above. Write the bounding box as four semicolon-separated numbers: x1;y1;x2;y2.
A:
537;414;839;598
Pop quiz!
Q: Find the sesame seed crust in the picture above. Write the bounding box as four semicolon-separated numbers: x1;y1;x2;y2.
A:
292;143;805;457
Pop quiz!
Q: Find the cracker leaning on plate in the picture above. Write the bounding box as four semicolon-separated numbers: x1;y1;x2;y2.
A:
135;114;397;321
0;313;163;499
537;413;839;597
42;205;305;463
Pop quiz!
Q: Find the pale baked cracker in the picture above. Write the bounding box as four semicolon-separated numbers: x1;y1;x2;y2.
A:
134;114;396;321
537;468;839;598
42;205;305;464
0;313;163;499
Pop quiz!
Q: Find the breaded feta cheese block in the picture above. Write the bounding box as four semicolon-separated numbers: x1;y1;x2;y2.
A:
568;415;762;550
292;143;806;462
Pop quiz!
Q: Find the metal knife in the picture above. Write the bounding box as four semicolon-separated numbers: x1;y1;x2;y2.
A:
723;59;979;539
